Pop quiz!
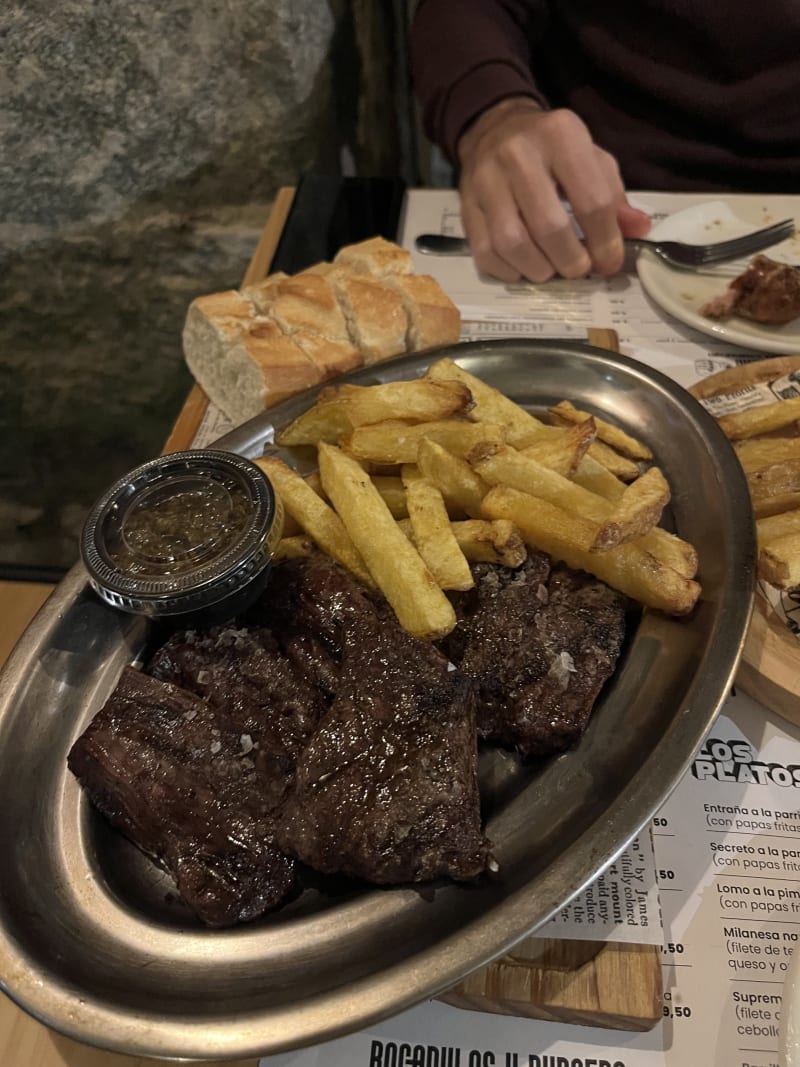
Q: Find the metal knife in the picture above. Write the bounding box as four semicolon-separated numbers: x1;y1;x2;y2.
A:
415;234;470;255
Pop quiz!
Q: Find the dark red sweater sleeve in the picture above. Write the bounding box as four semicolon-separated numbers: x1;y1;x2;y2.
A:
411;0;549;163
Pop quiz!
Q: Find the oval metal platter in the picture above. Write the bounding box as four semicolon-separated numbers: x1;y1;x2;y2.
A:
0;340;755;1060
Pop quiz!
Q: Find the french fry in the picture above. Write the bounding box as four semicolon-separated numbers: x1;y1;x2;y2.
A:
371;475;407;518
549;400;653;461
573;460;695;581
274;535;315;561
472;442;693;566
401;466;473;590
280;511;303;537
757;507;800;547
748;460;800;518
735;436;800;474
254;456;373;587
417;438;489;518
451;519;527;567
573;455;626;502
470;445;615;544
305;471;325;497
344;418;506;465
338;380;474;426
469;444;651;551
481;486;701;615
425;356;549;447
278;398;355;446
759;533;800;589
717;396;800;441
278;379;473;446
598;467;671;549
318;443;456;639
398;518;527;568
639;527;698;580
585;439;640;481
521;419;597;477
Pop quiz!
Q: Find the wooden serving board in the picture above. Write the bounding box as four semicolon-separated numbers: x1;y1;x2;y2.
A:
690;355;800;729
438;939;662;1031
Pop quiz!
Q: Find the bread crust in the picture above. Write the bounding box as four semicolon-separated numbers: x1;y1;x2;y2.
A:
329;270;408;364
269;273;349;341
292;330;364;378
384;273;461;351
241;272;288;314
333;236;413;278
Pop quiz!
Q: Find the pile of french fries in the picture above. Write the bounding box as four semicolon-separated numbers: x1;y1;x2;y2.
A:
255;358;701;640
715;397;800;591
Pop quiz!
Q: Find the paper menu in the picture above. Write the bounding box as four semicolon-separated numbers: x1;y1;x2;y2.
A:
537;832;659;945
260;692;800;1067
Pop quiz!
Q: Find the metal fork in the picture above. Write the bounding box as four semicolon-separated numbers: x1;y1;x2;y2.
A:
415;218;796;270
627;218;796;269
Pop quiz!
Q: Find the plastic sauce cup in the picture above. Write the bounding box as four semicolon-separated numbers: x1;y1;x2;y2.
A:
81;450;283;625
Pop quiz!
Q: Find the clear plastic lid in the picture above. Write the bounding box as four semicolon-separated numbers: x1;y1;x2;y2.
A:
81;450;283;617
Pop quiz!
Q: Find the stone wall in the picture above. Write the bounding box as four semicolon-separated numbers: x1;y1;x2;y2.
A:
0;0;356;571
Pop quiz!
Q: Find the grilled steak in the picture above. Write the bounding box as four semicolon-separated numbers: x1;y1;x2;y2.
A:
441;555;629;759
258;555;491;884
701;254;800;325
67;667;296;926
67;550;626;922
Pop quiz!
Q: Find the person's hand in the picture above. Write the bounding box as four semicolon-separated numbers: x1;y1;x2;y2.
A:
457;96;652;282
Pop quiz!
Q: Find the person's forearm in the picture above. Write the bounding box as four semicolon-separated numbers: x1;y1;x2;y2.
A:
411;0;548;163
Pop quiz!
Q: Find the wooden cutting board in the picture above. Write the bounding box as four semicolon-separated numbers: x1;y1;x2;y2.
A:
690;354;800;729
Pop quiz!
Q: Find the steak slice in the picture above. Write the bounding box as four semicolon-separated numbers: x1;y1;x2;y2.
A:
259;555;490;884
251;551;373;658
67;667;295;926
148;624;327;805
441;556;629;759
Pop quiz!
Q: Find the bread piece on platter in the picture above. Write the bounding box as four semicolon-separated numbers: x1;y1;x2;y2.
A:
268;273;350;341
186;318;322;425
333;236;413;278
241;271;288;314
292;330;364;379
384;273;461;351
328;269;408;364
182;290;257;397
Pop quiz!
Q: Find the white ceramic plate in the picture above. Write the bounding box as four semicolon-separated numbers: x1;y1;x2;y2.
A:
637;198;800;354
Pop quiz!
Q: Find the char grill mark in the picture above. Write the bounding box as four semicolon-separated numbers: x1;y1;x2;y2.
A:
441;556;629;759
67;667;295;926
260;556;490;883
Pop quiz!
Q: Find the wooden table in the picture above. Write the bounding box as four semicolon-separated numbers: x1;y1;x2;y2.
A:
0;186;661;1064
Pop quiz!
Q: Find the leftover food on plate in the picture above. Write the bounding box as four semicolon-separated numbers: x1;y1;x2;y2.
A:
181;237;461;426
68;358;702;927
636;200;800;356
700;255;800;326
